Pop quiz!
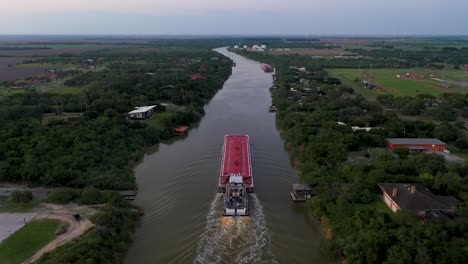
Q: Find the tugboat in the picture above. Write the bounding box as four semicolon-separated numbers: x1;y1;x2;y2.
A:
219;135;253;216
224;174;249;216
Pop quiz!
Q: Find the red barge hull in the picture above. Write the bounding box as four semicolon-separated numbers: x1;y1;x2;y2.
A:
219;135;254;193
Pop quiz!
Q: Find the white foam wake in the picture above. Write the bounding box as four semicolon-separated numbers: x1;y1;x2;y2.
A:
194;194;277;264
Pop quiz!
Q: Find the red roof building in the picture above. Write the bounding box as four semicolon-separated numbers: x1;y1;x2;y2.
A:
464;64;468;69
385;138;447;151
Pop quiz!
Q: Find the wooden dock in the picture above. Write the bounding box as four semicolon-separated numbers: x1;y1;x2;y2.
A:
118;190;137;200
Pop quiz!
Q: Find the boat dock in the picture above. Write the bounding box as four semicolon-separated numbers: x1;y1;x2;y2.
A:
119;190;137;200
290;184;315;202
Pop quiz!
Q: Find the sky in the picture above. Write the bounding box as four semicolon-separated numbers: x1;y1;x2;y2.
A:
1;0;468;35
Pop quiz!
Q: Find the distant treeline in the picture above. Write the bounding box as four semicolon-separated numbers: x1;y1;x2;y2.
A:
0;47;51;50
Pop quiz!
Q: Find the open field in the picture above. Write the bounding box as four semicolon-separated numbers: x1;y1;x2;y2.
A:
0;44;138;57
0;219;62;264
0;57;24;67
268;48;343;56
328;68;468;98
0;66;48;82
147;112;176;130
0;87;27;97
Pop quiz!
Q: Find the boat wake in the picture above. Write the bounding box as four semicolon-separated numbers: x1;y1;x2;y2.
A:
194;194;277;264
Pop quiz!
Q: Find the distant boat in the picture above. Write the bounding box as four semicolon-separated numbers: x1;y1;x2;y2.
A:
269;105;277;112
261;64;273;73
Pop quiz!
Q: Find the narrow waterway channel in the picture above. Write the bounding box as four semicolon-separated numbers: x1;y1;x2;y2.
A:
125;48;325;264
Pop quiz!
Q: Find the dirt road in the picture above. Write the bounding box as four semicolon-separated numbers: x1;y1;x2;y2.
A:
23;204;95;264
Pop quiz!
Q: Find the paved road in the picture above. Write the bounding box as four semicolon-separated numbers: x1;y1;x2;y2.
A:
0;212;38;243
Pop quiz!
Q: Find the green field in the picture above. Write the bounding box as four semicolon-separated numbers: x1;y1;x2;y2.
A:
0;219;62;264
0;87;26;97
147;112;176;130
328;68;468;99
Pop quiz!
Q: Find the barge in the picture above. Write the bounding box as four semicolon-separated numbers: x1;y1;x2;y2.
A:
261;64;274;73
219;135;253;216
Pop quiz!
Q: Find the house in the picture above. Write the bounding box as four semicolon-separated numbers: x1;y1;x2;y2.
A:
79;59;96;69
464;64;468;69
384;138;447;152
11;82;32;89
127;105;157;120
251;45;265;52
302;87;313;95
174;126;189;135
190;74;207;80
378;183;462;218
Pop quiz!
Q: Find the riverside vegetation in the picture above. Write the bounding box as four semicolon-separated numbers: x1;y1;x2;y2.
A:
235;45;468;263
0;40;232;263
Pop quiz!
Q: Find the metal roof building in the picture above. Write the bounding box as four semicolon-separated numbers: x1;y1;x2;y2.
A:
127;105;157;120
385;138;447;151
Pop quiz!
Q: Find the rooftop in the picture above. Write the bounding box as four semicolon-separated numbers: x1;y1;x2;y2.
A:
292;184;313;192
385;138;447;145
378;183;461;211
128;105;157;114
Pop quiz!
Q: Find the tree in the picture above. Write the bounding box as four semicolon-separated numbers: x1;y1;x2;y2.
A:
11;190;33;203
80;187;103;205
393;147;409;159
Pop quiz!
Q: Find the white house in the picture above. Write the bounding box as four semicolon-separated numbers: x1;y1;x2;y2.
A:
128;105;157;120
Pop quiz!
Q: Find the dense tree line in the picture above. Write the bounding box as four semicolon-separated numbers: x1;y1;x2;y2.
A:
236;50;468;263
0;47;232;189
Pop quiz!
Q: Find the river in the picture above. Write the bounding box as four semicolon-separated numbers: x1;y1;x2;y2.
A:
125;48;324;264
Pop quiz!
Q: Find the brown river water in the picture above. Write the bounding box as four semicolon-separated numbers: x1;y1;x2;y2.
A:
124;48;325;264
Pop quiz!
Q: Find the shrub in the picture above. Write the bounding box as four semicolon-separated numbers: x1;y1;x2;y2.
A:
11;190;33;203
79;187;103;205
48;188;80;204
